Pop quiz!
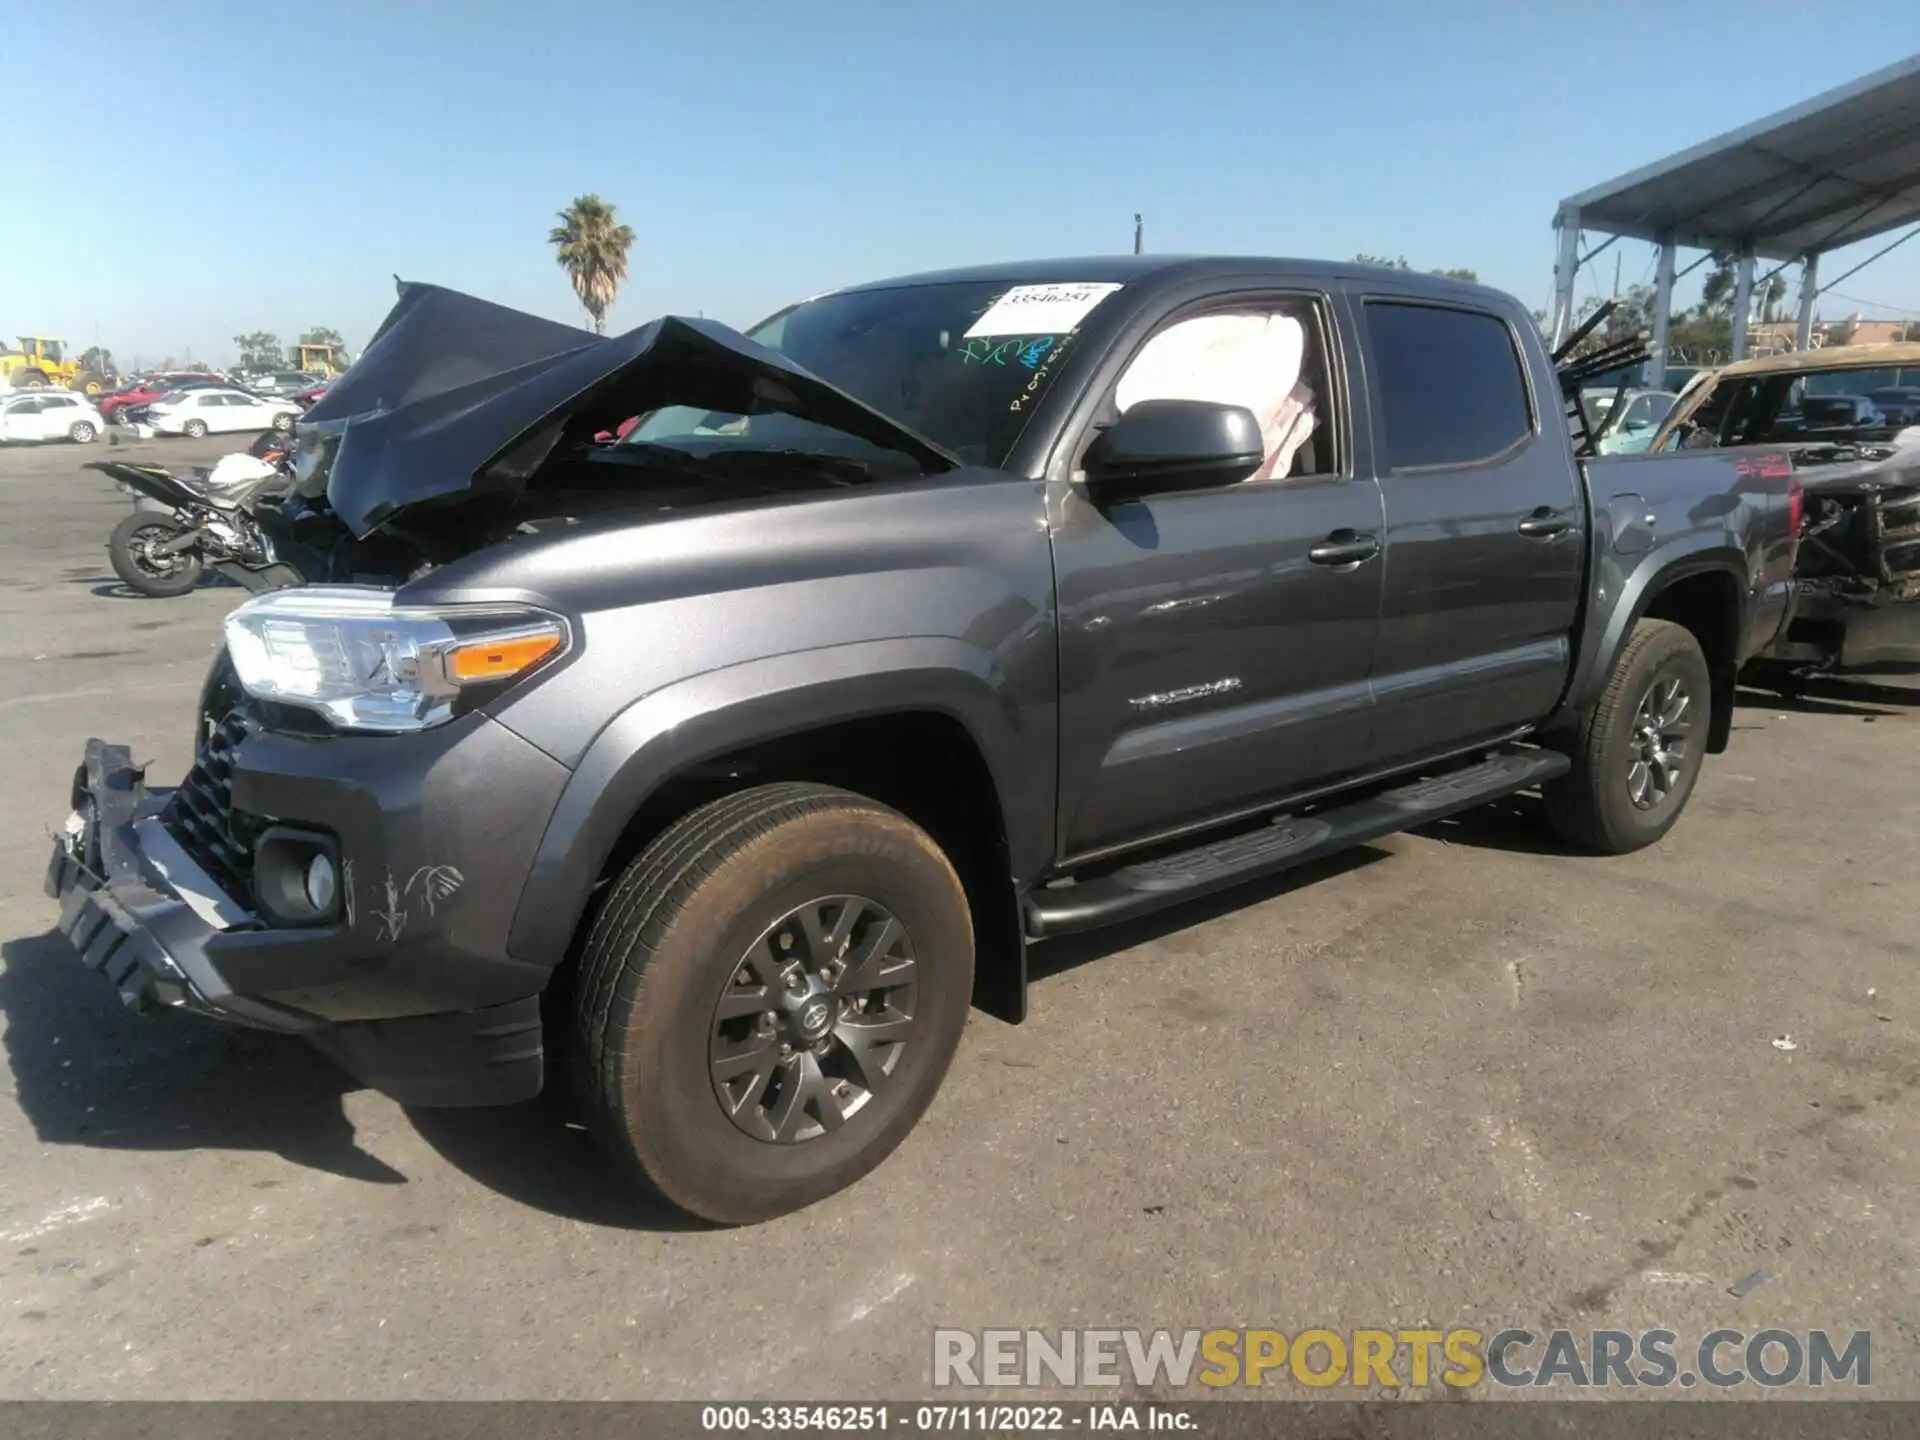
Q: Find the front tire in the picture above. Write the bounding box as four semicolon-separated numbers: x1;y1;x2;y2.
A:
69;421;96;444
108;512;203;597
571;782;974;1225
182;419;208;439
271;410;295;434
1545;619;1711;854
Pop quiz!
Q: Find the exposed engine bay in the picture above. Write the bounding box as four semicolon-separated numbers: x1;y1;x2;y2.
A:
258;280;961;586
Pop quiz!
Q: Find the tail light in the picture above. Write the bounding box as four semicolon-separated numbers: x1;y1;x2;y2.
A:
1787;478;1805;535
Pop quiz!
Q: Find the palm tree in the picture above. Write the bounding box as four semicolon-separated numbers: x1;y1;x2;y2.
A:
548;195;636;335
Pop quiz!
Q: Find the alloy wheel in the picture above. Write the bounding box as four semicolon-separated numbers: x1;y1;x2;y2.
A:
709;895;918;1144
1627;674;1692;810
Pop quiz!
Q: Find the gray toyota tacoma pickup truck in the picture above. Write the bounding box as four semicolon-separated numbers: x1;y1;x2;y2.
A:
46;259;1800;1223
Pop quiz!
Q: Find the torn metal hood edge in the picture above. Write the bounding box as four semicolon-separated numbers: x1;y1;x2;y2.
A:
296;281;963;540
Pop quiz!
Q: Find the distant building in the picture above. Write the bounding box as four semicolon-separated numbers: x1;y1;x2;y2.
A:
1747;314;1913;354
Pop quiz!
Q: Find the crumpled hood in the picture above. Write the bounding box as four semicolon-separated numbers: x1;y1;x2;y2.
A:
298;281;959;538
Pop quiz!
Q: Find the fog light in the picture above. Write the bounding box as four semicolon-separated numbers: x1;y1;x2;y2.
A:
251;826;341;926
305;853;337;913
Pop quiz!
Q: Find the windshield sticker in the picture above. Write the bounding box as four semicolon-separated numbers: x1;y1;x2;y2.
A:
960;337;1023;366
958;334;1058;368
964;282;1123;339
1009;335;1076;413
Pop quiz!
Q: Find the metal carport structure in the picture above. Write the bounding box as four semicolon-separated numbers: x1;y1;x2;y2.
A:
1550;54;1920;378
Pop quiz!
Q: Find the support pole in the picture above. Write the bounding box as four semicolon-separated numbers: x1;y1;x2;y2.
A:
1730;249;1755;360
1796;253;1820;349
1550;209;1580;348
1648;238;1676;386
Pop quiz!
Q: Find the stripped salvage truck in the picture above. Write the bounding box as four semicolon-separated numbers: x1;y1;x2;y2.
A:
1649;342;1920;688
1754;444;1920;688
47;260;1800;1224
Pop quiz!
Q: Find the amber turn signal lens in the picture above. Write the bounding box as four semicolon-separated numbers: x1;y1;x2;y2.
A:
445;630;562;684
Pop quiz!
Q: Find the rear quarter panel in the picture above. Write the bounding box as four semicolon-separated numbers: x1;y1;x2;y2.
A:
1559;449;1797;721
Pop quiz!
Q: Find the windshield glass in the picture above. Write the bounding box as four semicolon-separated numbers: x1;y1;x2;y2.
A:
624;278;1110;468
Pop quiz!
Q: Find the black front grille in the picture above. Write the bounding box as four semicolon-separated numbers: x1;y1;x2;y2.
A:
161;708;260;903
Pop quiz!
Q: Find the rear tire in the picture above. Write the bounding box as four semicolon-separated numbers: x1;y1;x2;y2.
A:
1545;619;1711;854
108;512;202;597
570;782;974;1225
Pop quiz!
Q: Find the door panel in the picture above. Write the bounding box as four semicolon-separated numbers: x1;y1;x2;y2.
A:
1357;299;1585;765
1054;476;1385;855
1052;296;1390;858
1369;454;1584;761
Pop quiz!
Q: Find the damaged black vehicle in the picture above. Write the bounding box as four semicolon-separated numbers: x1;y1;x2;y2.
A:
1650;343;1920;691
47;263;1800;1223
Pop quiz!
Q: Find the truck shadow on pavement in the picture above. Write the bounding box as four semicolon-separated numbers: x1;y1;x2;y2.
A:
1;928;404;1183
402;1096;712;1232
1408;791;1588;858
1734;680;1914;719
0;928;717;1231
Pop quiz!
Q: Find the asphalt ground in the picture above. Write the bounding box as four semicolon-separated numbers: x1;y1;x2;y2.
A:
0;430;1916;1401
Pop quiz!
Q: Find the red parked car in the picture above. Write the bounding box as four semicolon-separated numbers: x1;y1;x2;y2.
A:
97;372;230;424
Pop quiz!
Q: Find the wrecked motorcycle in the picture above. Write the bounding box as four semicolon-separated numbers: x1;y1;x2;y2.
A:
91;436;306;597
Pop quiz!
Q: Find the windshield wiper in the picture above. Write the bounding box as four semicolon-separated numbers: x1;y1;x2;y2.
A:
695;447;882;484
597;441;723;477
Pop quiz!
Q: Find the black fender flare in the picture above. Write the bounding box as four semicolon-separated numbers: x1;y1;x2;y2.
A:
1557;543;1750;750
504;637;1048;973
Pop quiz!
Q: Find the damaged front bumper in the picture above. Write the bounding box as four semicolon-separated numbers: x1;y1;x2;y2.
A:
45;713;572;1106
47;740;302;1026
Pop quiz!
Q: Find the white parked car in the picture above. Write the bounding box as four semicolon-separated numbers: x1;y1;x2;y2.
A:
0;391;105;444
146;388;299;438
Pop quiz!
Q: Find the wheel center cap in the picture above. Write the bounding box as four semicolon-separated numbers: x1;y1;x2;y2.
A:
796;999;833;1039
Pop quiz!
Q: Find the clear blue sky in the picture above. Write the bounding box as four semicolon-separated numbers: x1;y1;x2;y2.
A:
6;1;1917;367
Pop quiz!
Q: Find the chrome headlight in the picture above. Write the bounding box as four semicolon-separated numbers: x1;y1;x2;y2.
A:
223;586;569;733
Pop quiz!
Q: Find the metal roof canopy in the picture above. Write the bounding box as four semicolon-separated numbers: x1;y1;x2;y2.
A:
1550;55;1920;370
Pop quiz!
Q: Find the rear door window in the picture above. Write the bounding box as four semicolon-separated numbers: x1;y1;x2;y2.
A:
1363;302;1533;470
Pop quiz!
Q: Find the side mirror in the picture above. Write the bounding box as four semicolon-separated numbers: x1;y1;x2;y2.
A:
1082;399;1266;502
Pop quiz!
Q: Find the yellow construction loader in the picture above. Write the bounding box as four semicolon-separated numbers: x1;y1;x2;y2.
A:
295;342;345;377
0;337;107;394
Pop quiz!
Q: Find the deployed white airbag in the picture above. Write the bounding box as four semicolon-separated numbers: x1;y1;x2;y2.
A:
1114;313;1319;479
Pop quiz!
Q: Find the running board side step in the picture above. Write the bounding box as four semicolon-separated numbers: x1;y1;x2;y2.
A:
1023;749;1570;939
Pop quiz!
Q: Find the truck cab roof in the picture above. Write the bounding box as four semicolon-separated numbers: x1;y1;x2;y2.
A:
827;254;1502;303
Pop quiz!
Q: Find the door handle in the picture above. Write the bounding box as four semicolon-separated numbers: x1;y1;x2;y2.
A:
1516;507;1571;538
1307;530;1381;566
